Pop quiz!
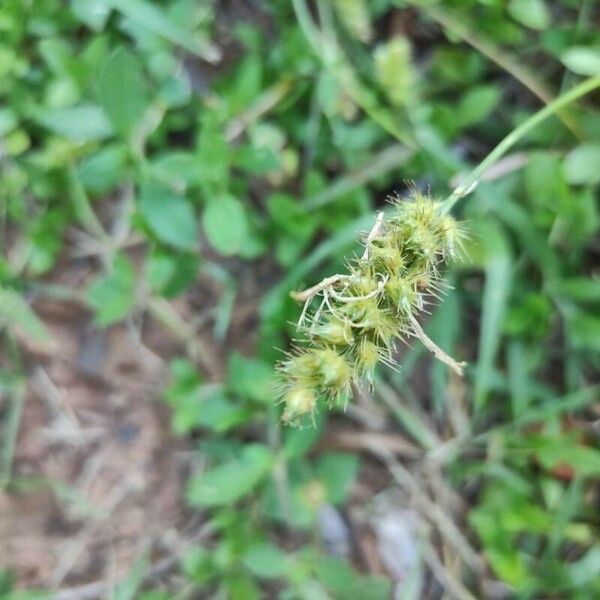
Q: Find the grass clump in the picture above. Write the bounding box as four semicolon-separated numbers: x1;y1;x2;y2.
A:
278;191;466;424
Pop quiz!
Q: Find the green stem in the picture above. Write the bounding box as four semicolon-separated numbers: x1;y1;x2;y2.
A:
441;75;600;213
292;0;416;149
423;4;583;140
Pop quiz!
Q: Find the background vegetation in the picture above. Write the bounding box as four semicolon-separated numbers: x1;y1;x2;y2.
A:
1;0;599;598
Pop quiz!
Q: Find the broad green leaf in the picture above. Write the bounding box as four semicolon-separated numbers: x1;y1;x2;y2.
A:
86;254;136;326
242;543;288;579
144;249;199;297
97;47;149;137
151;152;201;189
107;0;220;61
224;572;261;600
182;548;217;584
523;434;600;478
139;183;198;251
163;359;207;433
77;145;128;193
198;113;231;193
508;0;550;30
0;288;50;342
282;420;323;459
202;195;249;256
563;144;600;185
71;0;112;31
457;85;501;128
316;453;359;505
313;555;392;600
187;444;274;507
32;104;113;142
227;353;274;403
561;46;600;76
0;108;17;136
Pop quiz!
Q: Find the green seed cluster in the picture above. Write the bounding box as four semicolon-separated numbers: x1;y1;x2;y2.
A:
277;192;464;425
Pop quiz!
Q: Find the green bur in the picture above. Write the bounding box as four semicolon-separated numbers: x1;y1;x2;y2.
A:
278;192;465;424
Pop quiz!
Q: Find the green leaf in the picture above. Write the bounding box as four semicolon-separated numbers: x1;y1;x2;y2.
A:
77;145;128;193
0;288;50;342
282;420;322;459
567;312;600;352
473;220;512;411
139;182;198;250
198;113;231;194
0;108;17;136
32;104;113;142
225;572;261;600
197;395;252;433
202;195;249;256
187;444;274;507
182;547;217;584
524;434;600;478
508;0;550;31
114;553;148;600
106;0;220;61
313;555;392;600
70;0;112;31
144;249;199;297
151;152;201;189
550;277;600;303
457;85;501;128
563;144;600;185
316;453;359;505
242;543;288;579
227;353;274;403
86;254;136;326
97;47;149;137
561;46;600;76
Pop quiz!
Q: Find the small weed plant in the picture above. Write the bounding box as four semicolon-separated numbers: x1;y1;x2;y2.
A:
278;74;600;424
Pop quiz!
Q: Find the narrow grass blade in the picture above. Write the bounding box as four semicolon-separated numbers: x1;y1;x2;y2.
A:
474;221;512;412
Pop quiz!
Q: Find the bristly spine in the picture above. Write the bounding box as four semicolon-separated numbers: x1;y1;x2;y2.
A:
277;191;467;425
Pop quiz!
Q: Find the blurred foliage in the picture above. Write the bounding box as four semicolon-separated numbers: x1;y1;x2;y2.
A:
1;0;599;598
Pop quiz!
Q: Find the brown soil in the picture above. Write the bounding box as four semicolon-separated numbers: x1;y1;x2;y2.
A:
0;225;274;591
0;293;189;589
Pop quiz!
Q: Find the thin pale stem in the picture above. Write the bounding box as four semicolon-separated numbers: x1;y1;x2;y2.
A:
292;211;385;302
290;274;346;302
423;4;583;140
361;211;384;260
441;75;600;213
410;314;466;377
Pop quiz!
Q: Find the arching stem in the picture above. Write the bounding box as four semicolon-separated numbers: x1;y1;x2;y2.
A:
441;75;600;214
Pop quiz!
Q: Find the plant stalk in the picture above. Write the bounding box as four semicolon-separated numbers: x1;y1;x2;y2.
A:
441;75;600;213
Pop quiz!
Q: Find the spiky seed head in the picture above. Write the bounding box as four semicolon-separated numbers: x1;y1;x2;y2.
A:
277;190;465;425
384;277;417;315
312;319;353;346
355;338;382;378
437;214;464;258
283;350;319;384
315;348;352;392
282;386;317;423
369;238;404;274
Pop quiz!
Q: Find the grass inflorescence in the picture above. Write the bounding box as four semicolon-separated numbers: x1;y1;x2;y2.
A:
278;191;466;424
